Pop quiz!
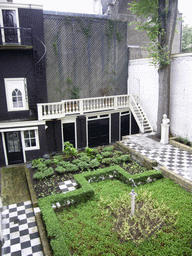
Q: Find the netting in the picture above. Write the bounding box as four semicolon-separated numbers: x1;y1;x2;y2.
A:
44;14;128;102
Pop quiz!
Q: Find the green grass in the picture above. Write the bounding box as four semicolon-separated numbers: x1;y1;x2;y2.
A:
56;178;192;256
1;165;30;205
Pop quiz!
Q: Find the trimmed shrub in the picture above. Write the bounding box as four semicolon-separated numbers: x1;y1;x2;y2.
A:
102;158;113;165
79;155;91;163
102;146;114;152
33;167;54;180
89;159;100;169
55;166;66;174
101;151;113;158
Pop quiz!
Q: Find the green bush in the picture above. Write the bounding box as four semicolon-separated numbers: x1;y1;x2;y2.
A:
44;159;53;166
113;150;123;156
113;154;131;164
66;163;78;173
57;161;70;168
79;155;91;163
73;160;89;171
101;151;113;158
89;159;100;169
33;167;54;180
32;158;45;169
102;157;113;165
96;153;102;162
63;141;78;159
53;155;64;164
102;146;114;152
55;166;66;174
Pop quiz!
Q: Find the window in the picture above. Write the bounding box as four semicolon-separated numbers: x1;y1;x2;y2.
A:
5;78;28;111
12;89;23;108
23;129;39;150
0;8;20;44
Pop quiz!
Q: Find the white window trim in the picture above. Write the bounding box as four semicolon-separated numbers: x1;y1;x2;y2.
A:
4;78;29;112
0;7;21;44
21;128;40;151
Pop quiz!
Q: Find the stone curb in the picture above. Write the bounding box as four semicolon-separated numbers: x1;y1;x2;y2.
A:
115;141;157;170
169;137;192;153
160;166;192;193
24;166;53;256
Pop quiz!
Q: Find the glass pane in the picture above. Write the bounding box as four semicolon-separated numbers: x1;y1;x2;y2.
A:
12;96;17;102
31;139;36;147
12;91;16;96
24;131;29;138
25;139;30;147
18;91;22;96
30;130;35;138
13;102;17;107
18;102;23;107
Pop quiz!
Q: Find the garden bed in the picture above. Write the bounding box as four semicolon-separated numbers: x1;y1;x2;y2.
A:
169;137;192;153
55;178;192;256
29;144;148;199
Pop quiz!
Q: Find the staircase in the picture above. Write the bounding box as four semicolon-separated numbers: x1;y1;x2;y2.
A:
129;95;153;133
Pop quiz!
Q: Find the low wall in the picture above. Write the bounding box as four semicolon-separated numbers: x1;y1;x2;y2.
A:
128;53;192;141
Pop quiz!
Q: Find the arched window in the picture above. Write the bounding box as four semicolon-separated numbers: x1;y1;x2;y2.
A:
12;88;23;108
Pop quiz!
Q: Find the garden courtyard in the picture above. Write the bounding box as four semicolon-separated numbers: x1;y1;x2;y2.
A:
1;133;192;256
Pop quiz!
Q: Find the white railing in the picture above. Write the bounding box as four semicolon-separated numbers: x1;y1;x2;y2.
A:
129;95;144;133
37;94;129;120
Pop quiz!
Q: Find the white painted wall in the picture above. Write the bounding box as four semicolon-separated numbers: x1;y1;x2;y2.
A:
128;53;192;141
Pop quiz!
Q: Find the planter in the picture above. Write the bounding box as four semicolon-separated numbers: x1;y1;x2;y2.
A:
169;137;192;153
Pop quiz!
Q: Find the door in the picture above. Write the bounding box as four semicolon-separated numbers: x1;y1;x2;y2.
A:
63;123;75;148
88;118;109;147
121;114;130;139
5;131;24;165
2;9;18;44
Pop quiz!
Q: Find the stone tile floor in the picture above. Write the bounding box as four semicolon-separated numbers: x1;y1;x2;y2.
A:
121;133;192;182
2;133;192;255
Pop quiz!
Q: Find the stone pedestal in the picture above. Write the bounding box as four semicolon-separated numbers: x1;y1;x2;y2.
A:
160;123;170;144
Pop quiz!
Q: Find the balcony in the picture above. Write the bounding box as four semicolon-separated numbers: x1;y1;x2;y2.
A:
37;95;130;120
0;27;33;49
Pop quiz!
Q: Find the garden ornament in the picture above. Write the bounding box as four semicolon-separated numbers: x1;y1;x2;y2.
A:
129;178;137;216
160;114;170;145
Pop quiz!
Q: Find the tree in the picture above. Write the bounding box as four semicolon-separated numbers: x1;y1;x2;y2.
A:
129;0;178;136
182;25;192;53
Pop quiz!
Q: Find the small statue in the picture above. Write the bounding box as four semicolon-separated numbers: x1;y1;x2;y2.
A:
162;114;170;125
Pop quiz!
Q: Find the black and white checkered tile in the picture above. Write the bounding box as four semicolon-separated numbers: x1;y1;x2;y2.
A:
58;179;77;194
1;201;43;256
121;133;192;182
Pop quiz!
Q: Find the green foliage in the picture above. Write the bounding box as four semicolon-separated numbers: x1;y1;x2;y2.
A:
79;155;91;163
33;167;54;180
63;142;78;158
129;0;174;68
96;153;102;162
182;25;192;53
39;166;163;255
72;159;89;171
55;166;66;174
53;155;64;165
85;147;97;158
101;151;113;158
113;154;131;164
101;157;113;165
107;189;179;244
102;146;114;152
32;158;45;169
89;159;101;169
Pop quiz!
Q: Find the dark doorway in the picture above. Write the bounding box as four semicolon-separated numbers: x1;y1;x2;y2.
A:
5;131;23;165
2;10;18;44
121;113;130;139
63;123;75;147
88;118;109;147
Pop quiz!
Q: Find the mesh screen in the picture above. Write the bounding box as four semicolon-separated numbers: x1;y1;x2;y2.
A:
44;14;128;102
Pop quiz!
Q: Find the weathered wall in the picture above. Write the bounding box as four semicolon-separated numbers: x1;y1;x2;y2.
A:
44;13;128;102
128;53;192;141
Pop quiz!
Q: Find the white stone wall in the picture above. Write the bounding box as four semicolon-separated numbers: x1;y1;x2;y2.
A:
128;53;192;141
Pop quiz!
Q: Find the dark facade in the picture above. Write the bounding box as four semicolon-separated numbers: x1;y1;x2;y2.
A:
0;3;48;166
0;2;140;166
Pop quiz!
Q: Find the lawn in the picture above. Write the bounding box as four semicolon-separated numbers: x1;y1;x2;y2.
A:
1;165;30;205
55;178;192;256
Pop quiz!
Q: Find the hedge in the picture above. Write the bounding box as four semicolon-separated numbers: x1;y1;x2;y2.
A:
38;166;163;256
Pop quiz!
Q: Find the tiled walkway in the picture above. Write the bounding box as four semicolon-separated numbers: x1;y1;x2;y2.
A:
121;133;192;182
1;180;77;256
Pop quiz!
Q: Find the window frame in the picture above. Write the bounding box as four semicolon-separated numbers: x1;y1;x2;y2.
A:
0;7;21;44
21;128;40;151
4;78;29;112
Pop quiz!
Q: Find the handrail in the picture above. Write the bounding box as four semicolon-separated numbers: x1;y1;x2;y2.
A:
37;94;129;120
129;94;144;133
